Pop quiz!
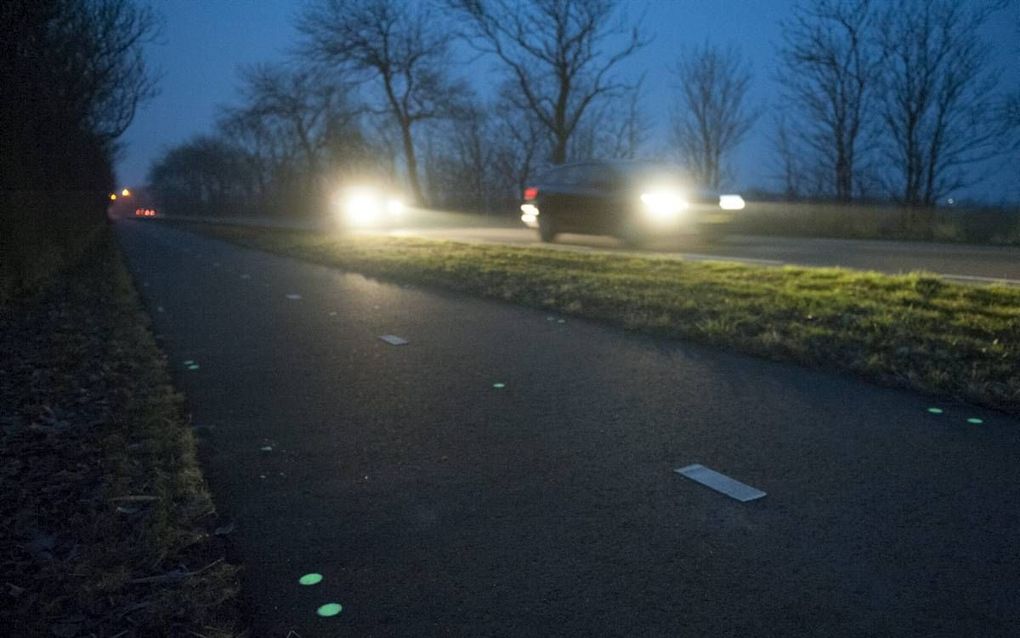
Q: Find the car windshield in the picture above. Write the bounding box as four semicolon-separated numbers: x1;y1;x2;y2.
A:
615;161;685;181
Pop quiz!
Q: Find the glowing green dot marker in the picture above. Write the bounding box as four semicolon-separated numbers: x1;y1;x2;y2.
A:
926;407;943;414
967;417;984;425
187;364;200;370
492;382;505;389
298;573;322;586
317;603;342;617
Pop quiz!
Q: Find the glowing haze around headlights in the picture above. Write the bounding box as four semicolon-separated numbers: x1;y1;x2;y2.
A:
719;194;745;210
337;186;404;226
640;190;688;221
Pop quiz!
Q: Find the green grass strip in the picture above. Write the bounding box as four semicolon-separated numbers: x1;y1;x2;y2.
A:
177;222;1020;415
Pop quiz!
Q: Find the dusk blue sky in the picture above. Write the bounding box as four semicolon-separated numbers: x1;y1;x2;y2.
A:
119;0;1019;202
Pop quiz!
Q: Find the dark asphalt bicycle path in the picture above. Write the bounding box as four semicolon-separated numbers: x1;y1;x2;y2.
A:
116;220;1020;637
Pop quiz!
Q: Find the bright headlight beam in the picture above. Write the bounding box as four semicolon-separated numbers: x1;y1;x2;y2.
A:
640;191;688;221
720;194;745;210
346;195;378;224
338;187;405;226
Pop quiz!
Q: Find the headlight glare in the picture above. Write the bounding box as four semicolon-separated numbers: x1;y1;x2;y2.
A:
640;191;688;221
337;187;406;226
720;194;745;210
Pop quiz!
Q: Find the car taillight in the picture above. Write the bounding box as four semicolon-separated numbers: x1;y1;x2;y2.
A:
523;186;538;200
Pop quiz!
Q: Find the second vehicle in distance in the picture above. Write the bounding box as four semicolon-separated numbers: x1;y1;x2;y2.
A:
520;160;744;244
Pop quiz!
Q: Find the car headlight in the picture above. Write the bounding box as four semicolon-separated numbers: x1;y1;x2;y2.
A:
639;191;688;221
337;188;404;226
719;194;745;210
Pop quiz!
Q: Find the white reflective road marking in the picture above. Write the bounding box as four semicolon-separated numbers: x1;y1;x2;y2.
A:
675;464;766;502
379;335;409;346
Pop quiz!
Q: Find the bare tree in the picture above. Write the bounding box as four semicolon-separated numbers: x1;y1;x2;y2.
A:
423;99;496;210
1008;6;1020;200
670;44;757;190
448;0;647;165
236;64;363;183
2;0;159;296
877;0;1005;208
489;83;548;198
215;110;280;210
298;0;466;204
609;80;649;160
54;0;160;144
770;113;804;199
147;136;252;216
777;0;882;201
216;64;368;215
2;0;158;187
571;79;648;161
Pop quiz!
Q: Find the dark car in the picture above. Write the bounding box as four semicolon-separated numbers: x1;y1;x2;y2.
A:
520;160;744;244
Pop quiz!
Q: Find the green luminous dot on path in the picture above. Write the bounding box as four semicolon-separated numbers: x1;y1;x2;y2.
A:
298;573;322;586
927;407;943;414
967;418;984;425
187;364;200;370
317;603;343;617
492;382;505;389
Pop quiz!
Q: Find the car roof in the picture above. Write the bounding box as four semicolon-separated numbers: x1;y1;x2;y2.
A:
540;159;687;183
545;159;683;174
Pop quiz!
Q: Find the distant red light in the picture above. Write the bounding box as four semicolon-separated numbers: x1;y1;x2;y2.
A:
523;186;538;200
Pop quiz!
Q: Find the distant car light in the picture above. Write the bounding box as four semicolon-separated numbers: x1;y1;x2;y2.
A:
719;194;745;210
523;186;539;200
639;190;688;221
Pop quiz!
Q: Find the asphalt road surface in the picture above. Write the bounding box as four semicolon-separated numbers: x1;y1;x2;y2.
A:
164;212;1020;285
118;220;1020;637
380;225;1020;285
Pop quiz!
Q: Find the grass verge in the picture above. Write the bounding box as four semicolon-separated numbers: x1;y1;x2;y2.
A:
174;222;1018;415
1;228;243;636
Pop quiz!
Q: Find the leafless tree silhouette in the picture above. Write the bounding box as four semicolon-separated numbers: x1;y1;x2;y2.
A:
1;0;159;296
670;44;758;190
770;113;804;199
777;0;882;201
448;0;647;165
570;79;648;161
298;0;466;204
233;65;363;186
489;84;549;196
877;0;1005;208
